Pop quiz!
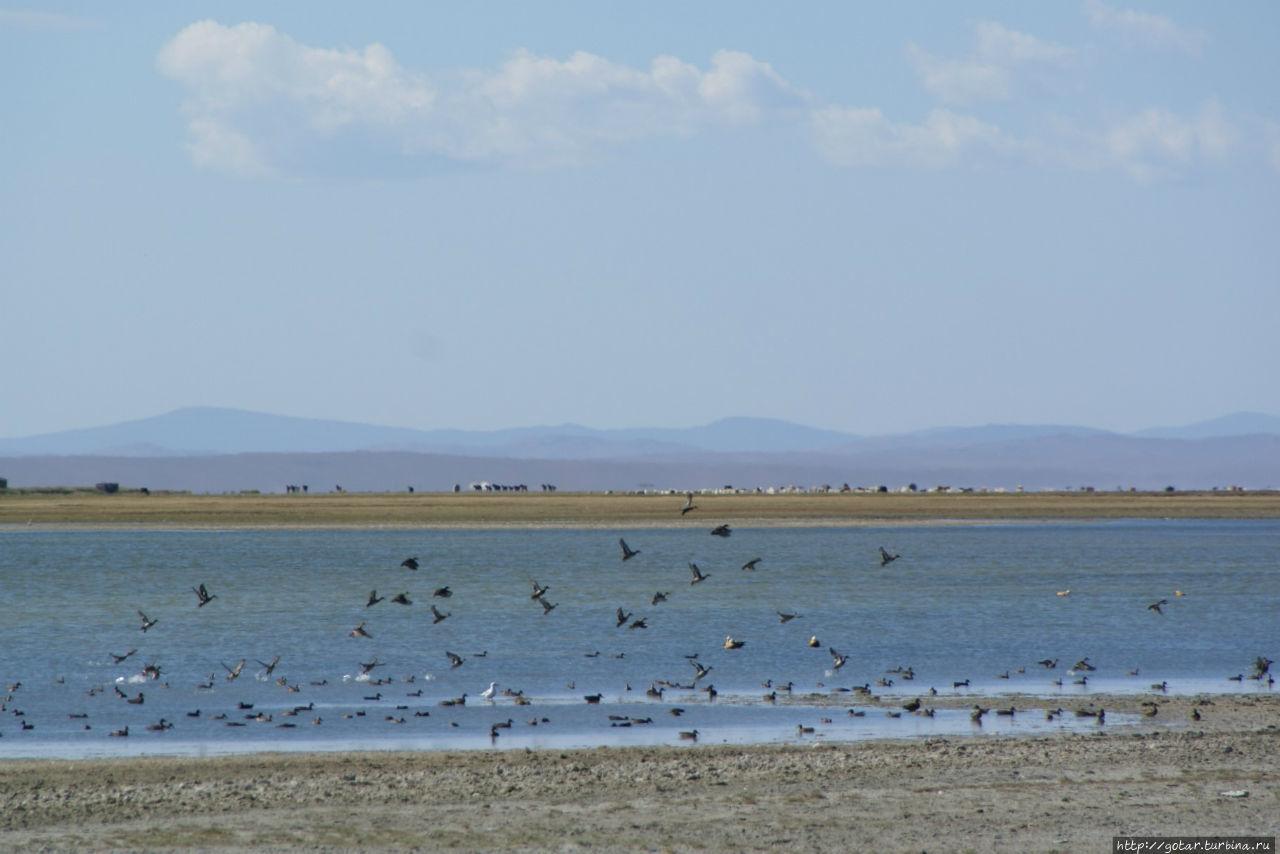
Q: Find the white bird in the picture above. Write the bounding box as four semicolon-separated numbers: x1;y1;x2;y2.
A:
480;681;498;701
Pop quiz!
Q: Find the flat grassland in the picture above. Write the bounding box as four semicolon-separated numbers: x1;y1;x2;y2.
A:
3;488;1279;527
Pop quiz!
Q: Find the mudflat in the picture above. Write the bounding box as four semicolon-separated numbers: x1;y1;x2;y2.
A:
1;694;1276;852
2;488;1279;528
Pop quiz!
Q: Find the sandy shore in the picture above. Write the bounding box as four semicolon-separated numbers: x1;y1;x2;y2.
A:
3;489;1280;529
2;693;1276;852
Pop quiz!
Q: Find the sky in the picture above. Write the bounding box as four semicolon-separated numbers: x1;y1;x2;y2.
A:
3;2;1278;439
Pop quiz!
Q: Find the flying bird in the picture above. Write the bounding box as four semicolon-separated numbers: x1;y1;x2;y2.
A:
691;660;712;681
651;591;670;605
110;649;138;664
530;579;549;600
445;651;464;668
710;524;731;537
616;607;632;628
192;583;217;607
137;611;158;632
619;538;640;561
689;562;710;585
222;659;245;681
255;655;280;675
741;558;762;571
879;547;900;566
433;586;452;598
777;611;800;623
400;557;419;571
829;648;848;670
366;590;384;607
1148;599;1169;615
681;493;697;515
628;618;648;630
430;605;450;624
539;597;558;615
392;592;412;605
349;622;372;639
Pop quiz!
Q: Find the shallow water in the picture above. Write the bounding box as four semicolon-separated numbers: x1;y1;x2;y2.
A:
0;520;1275;758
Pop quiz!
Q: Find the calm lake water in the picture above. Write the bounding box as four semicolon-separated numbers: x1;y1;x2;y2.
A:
1;520;1276;758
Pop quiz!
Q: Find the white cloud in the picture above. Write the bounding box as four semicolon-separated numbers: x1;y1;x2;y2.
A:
812;106;1020;170
1083;0;1208;54
1099;101;1236;180
906;21;1073;105
815;100;1242;181
157;21;808;174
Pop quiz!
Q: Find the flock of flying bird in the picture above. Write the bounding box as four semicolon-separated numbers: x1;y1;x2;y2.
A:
3;491;1274;746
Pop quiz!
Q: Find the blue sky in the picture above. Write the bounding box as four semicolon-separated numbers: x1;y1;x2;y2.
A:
3;2;1277;439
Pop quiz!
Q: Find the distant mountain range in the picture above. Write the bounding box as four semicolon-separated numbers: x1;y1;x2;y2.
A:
2;407;1278;492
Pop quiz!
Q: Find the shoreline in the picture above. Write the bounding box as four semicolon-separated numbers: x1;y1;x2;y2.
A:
3;489;1279;530
2;693;1276;851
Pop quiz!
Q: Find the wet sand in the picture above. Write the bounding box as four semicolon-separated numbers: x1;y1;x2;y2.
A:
2;693;1276;852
